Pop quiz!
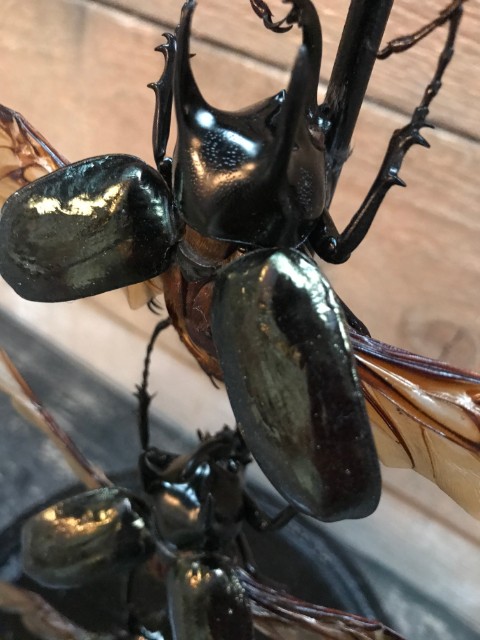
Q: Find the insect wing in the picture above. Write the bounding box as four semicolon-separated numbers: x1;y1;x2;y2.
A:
125;275;164;309
0;104;67;208
240;570;407;640
0;350;111;490
0;580;116;640
22;488;154;588
351;330;480;519
0;154;181;301
211;248;381;522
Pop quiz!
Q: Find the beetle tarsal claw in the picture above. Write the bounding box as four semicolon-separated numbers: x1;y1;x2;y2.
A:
249;0;298;33
262;15;294;34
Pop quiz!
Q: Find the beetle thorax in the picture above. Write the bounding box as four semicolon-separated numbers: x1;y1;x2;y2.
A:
153;459;245;553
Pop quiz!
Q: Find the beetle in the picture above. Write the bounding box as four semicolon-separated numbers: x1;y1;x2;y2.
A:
0;0;476;522
0;342;407;640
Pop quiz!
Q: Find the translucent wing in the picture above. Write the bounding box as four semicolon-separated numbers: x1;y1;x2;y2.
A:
0;350;111;490
240;570;406;640
0;104;67;207
351;330;480;519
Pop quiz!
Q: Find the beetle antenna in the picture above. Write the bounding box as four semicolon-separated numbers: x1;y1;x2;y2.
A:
135;318;172;450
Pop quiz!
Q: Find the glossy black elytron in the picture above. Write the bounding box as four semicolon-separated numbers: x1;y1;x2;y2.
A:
0;155;179;301
211;249;380;521
0;0;461;522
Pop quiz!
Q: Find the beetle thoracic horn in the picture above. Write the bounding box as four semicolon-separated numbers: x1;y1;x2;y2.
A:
288;0;323;113
267;45;313;185
174;1;208;121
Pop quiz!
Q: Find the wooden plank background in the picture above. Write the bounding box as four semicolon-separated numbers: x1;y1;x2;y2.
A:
0;0;479;633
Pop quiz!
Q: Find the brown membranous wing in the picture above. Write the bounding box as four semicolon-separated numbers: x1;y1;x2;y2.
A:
0;105;67;207
241;569;406;640
352;330;480;519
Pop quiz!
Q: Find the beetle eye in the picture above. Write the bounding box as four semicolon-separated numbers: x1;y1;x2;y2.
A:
227;459;240;473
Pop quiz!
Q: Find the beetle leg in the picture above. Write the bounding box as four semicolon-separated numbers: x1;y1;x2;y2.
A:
312;115;431;264
236;532;258;575
243;492;297;532
377;0;466;59
312;5;463;264
148;33;176;176
135;318;172;450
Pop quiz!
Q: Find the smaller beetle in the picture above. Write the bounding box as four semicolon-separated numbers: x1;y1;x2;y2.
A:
22;427;284;640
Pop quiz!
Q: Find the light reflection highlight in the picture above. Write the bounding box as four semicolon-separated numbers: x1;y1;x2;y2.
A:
30;184;126;217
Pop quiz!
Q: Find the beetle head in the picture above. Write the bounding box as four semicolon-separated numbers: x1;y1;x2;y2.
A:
173;0;325;249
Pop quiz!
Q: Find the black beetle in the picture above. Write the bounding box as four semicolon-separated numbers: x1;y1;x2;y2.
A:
0;0;467;522
21;427;268;640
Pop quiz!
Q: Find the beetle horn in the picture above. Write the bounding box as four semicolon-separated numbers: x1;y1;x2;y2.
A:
288;0;323;114
174;0;209;122
267;45;311;181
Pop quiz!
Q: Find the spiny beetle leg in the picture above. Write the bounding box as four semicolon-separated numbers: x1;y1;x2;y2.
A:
148;32;176;175
312;3;463;264
211;249;381;522
243;493;297;532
